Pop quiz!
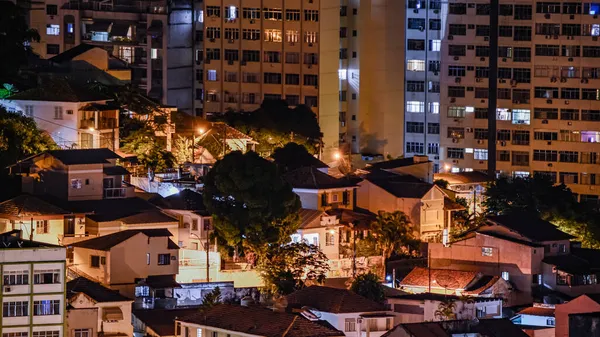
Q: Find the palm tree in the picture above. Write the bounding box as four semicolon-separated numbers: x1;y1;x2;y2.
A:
370;210;417;261
434;299;457;321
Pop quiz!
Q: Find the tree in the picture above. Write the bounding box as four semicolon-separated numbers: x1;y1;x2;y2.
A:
172;135;194;165
350;272;385;303
0;108;57;170
434;179;450;189
0;2;40;80
259;242;330;296
213;100;322;155
451;197;486;238
203;151;301;260
271;142;324;172
200;287;222;310
370;211;419;261
483;175;600;248
122;128;174;179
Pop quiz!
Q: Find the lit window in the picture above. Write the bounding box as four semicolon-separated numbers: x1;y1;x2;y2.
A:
465;148;474;154
429;102;440;114
501;271;509;281
46;24;60;36
406;101;425;113
197;328;202;337
430;39;441;51
226;6;238;20
512;109;531;125
264;29;282;42
151;48;158;59
67;23;74;33
496;108;511;121
407;60;425;71
338;69;347;80
593;24;600;36
474;149;488;160
482;247;493;256
513;171;530;178
207;70;217;81
451;167;460;173
547;318;555;326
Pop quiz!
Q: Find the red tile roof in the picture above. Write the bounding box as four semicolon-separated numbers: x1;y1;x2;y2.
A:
286;286;387;313
518;307;555;317
179;304;344;337
400;267;479;290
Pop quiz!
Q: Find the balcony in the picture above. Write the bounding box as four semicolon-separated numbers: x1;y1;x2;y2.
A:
80;118;118;130
104;186;134;199
62;0;167;14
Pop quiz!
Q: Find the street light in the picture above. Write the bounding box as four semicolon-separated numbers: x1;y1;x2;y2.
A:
333;152;341;160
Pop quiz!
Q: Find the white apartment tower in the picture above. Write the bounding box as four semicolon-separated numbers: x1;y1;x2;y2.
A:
0;231;67;337
195;0;341;160
404;0;443;172
339;0;406;159
20;0;194;114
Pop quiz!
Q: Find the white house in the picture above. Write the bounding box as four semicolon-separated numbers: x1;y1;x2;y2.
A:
1;78;119;150
286;286;398;337
67;277;133;337
511;304;555;336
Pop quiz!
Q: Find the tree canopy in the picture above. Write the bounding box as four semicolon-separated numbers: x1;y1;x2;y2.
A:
259;242;330;296
370;211;419;260
271;142;325;172
122;128;174;178
484;175;600;247
350;272;386;303
0;2;40;80
213;100;322;154
203;151;301;260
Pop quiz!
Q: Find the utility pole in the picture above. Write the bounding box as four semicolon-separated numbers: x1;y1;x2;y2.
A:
487;0;499;178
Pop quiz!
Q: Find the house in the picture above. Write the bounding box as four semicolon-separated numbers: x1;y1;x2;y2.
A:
555;294;600;337
386;293;503;323
176;304;345;337
0;230;66;337
286;286;397;337
356;169;458;241
510;304;555;337
70;228;180;302
0;194;86;245
66;305;99;337
398;267;512;302
541;247;600;297
132;308;199;337
11;148;135;201
365;156;434;183
434;171;491;214
67;277;133;337
428;213;576;305
47;43;131;82
283;166;358;211
568;312;600;337
1;77;119;149
382;319;530;337
293;209;342;260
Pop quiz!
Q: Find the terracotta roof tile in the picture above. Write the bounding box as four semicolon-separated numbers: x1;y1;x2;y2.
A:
518;307;555;317
286;286;387;313
0;194;69;217
400;267;479;290
179;304;344;337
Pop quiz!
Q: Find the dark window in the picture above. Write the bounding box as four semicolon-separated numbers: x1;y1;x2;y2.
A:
46;4;58;15
499;26;513;37
514;4;533;20
514;26;532;41
90;256;100;268
158;254;171;265
408;18;426;30
46;44;59;55
476;4;490;15
500;4;513;16
408;39;425;50
449;3;467;14
406;122;425;133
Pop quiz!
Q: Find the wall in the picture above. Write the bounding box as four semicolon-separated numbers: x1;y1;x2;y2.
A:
69;292;133;336
388;298;502;322
67;163;106;200
109;233;179;285
72;248;109;284
555;295;600;337
66;307;98;337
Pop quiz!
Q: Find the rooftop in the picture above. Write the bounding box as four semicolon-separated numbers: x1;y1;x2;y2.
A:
434;171;493;185
325;208;376;230
486;213;575;242
400;267;502;296
517;306;555;317
284;167;358;190
0;230;62;249
29;148;121;166
543;248;600;274
385;319;529;337
6;77;111;102
48;44;97;64
161;189;207;212
71;229;175;251
286;285;387;313
366;156;431;171
298;208;328;229
178;304;344;337
0;194;70;217
133;309;200;336
67;277;131;303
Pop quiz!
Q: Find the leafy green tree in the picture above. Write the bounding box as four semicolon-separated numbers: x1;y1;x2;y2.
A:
434;299;457;321
350;272;385;303
271;142;324;172
172;135;194;165
200;287;222;310
214;100;322;155
370;211;419;261
434;179;450;189
259;242;330;295
0;108;57;169
122;128;174;179
451;197;486;238
203;151;301;260
0;2;40;80
483;175;600;247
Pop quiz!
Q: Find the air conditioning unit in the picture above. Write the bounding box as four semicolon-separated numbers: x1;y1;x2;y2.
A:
568;58;573;62
4;286;11;293
450;97;456;103
500;141;506;146
290;42;295;46
542;119;549;124
594;36;598;41
434;9;440;14
452;138;458;143
477;140;484;144
570;14;575;19
551;76;557;83
565;100;570;105
308;43;314;47
502;58;507;62
448;35;454;40
413;9;419;13
454;56;460;61
228;39;234;44
582;78;589;83
433;71;439;75
479;161;484;164
545;35;551;39
547;141;552;145
419;26;425;32
513;100;520;104
452;160;458;164
210;38;215;42
480;57;485;61
510;79;518;87
228;59;234;65
476;78;482;82
250;19;256;24
308;64;312;69
544;13;551;19
357;318;364;324
466;127;473;133
499;79;506;83
547;99;553;104
484;36;489;41
455;77;462;83
434;156;440;160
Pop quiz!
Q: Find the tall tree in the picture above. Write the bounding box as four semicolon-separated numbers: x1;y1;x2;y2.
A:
271;142;324;172
0;1;40;80
259;242;330;296
122;128;174;179
370;211;419;261
350;272;386;303
203;151;301;260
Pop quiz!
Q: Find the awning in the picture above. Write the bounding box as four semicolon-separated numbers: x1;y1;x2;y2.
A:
110;23;130;37
88;21;112;32
102;307;123;321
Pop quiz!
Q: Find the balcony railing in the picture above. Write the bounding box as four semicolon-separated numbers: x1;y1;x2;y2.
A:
104;187;128;199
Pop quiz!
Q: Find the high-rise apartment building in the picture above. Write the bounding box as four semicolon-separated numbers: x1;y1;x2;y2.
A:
194;0;341;160
339;0;406;159
19;0;194;114
406;0;600;201
0;231;67;337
